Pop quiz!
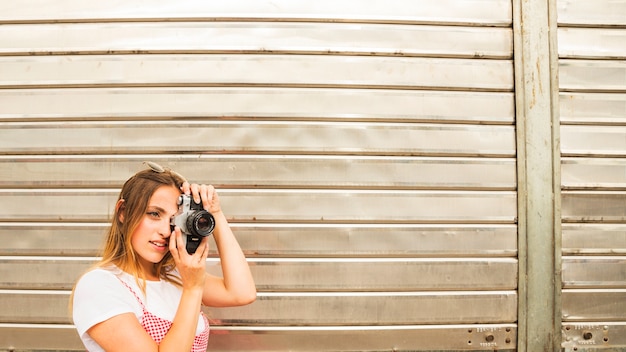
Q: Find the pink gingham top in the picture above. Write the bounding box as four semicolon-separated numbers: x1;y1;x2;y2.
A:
117;277;210;351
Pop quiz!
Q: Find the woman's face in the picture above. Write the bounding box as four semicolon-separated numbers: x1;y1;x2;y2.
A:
130;185;180;278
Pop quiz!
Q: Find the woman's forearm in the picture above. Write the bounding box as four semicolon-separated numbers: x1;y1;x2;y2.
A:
207;210;256;305
158;287;204;351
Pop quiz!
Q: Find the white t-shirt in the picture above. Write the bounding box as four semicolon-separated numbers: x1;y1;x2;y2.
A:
72;266;206;351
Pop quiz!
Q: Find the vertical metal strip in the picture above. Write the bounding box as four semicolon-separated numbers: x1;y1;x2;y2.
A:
513;0;562;350
548;0;563;349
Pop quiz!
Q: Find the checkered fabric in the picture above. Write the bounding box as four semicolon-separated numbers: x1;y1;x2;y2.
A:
117;277;210;351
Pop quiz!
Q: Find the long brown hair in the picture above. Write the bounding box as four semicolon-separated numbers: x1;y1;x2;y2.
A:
102;169;184;292
70;166;185;317
99;167;186;292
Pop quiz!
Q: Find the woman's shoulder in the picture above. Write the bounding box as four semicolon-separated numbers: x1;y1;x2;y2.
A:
75;265;127;289
73;265;142;316
72;266;143;337
81;264;119;278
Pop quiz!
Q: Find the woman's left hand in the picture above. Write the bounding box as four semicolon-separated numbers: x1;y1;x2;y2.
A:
180;181;256;307
181;182;222;215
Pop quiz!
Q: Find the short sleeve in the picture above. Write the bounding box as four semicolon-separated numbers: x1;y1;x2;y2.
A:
72;268;142;337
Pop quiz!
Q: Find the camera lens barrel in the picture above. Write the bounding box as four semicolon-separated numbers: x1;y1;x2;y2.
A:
186;210;215;237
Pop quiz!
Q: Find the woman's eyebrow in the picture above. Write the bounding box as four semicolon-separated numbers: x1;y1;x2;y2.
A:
152;204;180;216
146;205;170;215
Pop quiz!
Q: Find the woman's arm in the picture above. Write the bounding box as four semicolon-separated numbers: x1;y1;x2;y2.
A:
87;230;209;351
187;183;256;307
203;209;257;307
87;312;160;351
87;289;202;351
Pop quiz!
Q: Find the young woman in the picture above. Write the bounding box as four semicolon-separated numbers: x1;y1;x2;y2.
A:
72;163;256;351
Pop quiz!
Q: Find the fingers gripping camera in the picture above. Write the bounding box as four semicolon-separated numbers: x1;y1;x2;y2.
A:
170;194;215;254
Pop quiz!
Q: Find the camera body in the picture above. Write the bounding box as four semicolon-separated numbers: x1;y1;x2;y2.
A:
170;194;215;254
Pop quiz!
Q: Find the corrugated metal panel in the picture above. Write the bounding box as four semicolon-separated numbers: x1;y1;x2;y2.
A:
0;257;519;291
562;290;626;321
562;191;626;222
0;0;513;25
0;22;511;58
557;0;626;27
559;28;626;59
562;158;626;190
560;60;626;92
562;224;626;255
0;223;518;257
560;92;626;125
0;87;513;123
0;156;517;189
0;324;519;352
562;256;626;288
0;55;514;91
0;121;516;156
0;1;517;351
562;323;626;350
0;290;518;325
0;189;518;223
558;0;626;349
0;89;514;123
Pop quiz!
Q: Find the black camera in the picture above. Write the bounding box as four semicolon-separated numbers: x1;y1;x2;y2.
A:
170;194;215;254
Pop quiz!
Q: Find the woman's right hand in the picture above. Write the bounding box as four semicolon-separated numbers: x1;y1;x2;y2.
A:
87;229;210;352
168;226;209;291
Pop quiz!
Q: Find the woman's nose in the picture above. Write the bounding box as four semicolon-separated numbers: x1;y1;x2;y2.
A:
161;219;173;237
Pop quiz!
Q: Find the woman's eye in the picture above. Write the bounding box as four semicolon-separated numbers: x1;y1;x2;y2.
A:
147;211;160;218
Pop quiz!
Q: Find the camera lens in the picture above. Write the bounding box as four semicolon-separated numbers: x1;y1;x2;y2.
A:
187;210;215;237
